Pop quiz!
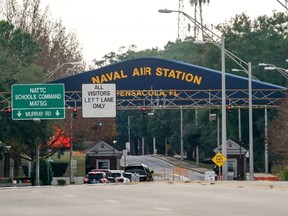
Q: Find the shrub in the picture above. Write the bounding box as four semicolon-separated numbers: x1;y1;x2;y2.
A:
30;158;53;186
280;167;288;181
57;179;66;186
51;162;68;177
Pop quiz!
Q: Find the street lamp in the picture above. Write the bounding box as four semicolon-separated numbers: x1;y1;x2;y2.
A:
159;8;256;180
44;62;82;81
258;63;288;79
159;9;251;73
159;8;229;179
258;61;288;174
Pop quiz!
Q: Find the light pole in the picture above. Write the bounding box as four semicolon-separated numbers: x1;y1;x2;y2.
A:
258;62;288;174
248;62;254;180
159;8;228;179
159;8;257;180
128;116;131;147
220;35;227;179
180;106;184;161
232;64;254;180
264;106;268;174
44;62;82;82
69;109;74;184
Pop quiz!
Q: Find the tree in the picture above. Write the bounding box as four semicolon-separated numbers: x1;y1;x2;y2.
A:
268;95;288;170
101;11;288;169
0;21;44;89
30;158;53;185
217;12;288;86
0;0;85;77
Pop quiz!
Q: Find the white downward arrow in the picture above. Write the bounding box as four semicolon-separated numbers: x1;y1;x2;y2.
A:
17;111;22;117
55;110;60;116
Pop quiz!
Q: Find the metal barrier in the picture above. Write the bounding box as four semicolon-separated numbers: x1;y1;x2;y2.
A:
173;166;188;180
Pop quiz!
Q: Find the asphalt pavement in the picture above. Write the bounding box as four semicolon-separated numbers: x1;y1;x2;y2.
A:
152;154;211;174
1;180;288;216
152;154;280;181
0;155;280;187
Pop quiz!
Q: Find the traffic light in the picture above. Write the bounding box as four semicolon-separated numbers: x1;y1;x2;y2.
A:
72;107;78;119
7;107;12;118
141;107;147;117
227;104;232;117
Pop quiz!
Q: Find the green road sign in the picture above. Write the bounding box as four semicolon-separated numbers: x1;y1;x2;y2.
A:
12;84;65;120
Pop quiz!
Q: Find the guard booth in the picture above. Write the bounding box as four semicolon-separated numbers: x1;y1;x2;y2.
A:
214;139;247;180
85;141;122;173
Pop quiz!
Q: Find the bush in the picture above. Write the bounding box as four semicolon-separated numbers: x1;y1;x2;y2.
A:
57;179;66;186
51;162;68;177
30;158;53;186
280;167;288;181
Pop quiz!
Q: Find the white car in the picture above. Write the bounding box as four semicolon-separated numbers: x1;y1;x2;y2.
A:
111;170;130;184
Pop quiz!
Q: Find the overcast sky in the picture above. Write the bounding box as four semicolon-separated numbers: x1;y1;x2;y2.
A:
41;0;286;65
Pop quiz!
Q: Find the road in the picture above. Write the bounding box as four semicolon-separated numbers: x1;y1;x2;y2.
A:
121;155;205;181
1;181;288;216
51;155;205;185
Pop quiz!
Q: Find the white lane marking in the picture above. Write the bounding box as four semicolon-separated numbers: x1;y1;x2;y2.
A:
63;194;75;198
155;207;173;212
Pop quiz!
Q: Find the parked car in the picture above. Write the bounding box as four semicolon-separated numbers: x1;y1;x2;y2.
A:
83;171;108;184
111;170;130;184
124;164;154;182
90;169;116;183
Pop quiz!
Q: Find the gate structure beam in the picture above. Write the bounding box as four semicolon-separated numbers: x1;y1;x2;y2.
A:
0;88;284;111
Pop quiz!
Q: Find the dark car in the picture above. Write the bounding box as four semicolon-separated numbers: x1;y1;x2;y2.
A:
83;171;108;184
90;169;116;183
124;164;153;182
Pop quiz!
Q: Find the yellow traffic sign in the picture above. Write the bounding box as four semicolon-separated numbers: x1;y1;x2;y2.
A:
212;152;227;167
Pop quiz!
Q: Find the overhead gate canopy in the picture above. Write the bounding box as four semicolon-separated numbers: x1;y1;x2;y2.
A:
51;57;286;109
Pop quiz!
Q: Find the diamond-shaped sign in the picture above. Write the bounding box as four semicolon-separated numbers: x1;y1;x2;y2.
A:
212;152;227;167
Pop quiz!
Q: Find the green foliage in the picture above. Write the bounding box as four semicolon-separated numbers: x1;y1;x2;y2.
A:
30;158;53;186
112;11;288;169
51;162;68;177
280;167;288;181
0;20;45;94
0;20;41;66
218;12;288;86
57;179;67;186
1;10;288;172
0;142;5;160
